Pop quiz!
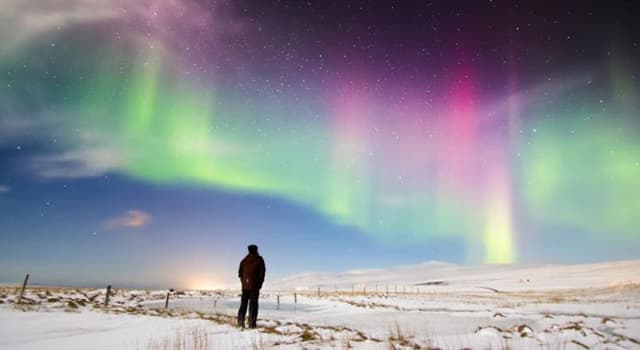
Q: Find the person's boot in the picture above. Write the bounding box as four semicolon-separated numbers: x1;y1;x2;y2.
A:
248;316;257;329
237;317;245;328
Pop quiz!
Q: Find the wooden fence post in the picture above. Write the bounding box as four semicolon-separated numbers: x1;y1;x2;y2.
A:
104;285;112;307
277;295;280;310
164;291;170;309
17;273;29;304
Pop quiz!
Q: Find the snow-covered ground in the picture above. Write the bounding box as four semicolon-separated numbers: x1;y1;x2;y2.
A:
1;260;639;349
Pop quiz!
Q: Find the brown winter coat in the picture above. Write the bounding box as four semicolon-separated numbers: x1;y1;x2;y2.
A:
238;253;266;290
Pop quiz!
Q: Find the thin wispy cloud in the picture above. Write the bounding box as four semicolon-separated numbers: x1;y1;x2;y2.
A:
103;210;152;230
29;146;125;178
0;0;119;55
0;185;10;193
0;0;227;57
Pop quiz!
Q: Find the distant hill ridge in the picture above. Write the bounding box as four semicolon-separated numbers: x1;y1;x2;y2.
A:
269;260;640;292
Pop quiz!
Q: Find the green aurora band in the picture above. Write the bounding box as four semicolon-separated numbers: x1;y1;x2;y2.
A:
2;33;639;264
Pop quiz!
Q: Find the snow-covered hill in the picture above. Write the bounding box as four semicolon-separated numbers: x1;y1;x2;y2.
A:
271;259;640;292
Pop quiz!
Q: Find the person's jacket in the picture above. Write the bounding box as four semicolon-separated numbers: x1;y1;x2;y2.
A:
238;253;266;290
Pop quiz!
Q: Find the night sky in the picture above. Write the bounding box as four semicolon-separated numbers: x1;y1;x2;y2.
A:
1;1;639;289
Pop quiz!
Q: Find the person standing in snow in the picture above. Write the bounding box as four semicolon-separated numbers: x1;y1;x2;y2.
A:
237;244;266;328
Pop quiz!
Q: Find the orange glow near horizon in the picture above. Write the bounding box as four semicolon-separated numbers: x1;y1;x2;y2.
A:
181;274;227;291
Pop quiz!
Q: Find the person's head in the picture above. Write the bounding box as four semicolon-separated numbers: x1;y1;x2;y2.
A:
248;244;258;254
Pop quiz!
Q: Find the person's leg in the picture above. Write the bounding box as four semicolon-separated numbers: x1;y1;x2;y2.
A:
248;289;260;328
237;289;250;327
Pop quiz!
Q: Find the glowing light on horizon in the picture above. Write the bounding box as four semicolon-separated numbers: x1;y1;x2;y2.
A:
184;275;225;291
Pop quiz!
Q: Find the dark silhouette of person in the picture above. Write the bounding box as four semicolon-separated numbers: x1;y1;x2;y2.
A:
237;244;266;328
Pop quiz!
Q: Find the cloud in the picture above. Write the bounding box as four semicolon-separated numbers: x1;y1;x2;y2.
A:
0;116;46;145
0;0;226;57
103;210;152;230
0;185;10;193
29;146;126;178
0;0;120;55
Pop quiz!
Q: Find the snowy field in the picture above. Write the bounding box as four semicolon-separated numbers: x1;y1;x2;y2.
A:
1;260;639;349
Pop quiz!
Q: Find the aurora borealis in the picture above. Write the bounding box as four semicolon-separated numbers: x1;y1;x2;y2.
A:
1;1;639;288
